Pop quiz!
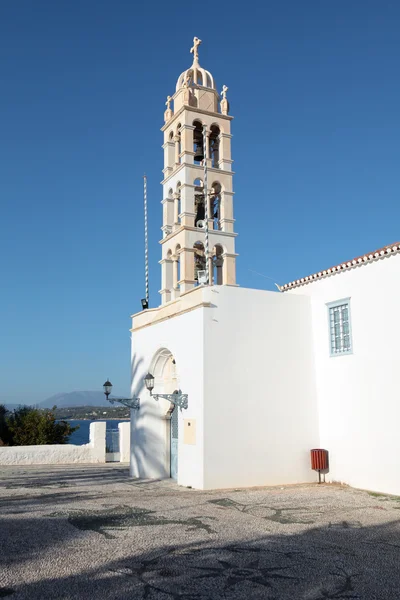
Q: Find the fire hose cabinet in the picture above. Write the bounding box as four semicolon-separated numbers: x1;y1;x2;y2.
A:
310;449;329;483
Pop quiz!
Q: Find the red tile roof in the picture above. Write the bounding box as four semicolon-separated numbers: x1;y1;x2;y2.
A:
282;242;400;291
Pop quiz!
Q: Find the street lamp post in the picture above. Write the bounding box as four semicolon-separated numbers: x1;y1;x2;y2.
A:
144;372;188;410
102;380;140;410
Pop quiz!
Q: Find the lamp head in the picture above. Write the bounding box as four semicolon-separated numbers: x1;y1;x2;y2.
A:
144;372;155;393
103;379;112;398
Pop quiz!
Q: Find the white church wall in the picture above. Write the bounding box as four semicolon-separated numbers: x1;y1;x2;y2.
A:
287;253;400;495
201;286;320;490
130;301;206;488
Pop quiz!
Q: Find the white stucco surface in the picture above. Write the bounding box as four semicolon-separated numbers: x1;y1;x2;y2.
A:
287;253;400;495
131;253;400;493
130;302;205;488
131;286;320;490
0;421;106;465
202;286;319;489
118;421;130;463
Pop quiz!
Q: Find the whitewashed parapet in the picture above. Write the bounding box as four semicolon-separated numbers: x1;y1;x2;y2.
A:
0;421;107;465
118;421;130;463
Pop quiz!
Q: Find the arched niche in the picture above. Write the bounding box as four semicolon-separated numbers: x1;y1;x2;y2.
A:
174;244;181;289
209;124;220;168
194;178;205;227
174;183;181;226
176;123;182;163
213;244;224;285
211;181;222;230
193;120;204;166
193;241;206;283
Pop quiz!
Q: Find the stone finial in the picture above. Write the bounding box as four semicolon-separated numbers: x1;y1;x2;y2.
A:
190;37;202;63
220;85;229;115
182;73;192;105
164;95;173;123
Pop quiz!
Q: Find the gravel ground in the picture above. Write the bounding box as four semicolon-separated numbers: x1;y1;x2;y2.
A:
1;465;400;599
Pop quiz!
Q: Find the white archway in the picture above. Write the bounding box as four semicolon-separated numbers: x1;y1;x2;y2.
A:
148;347;180;479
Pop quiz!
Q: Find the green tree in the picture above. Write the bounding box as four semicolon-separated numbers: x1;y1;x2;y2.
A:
5;405;78;446
0;405;12;446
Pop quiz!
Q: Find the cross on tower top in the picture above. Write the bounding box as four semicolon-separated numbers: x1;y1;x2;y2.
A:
190;37;202;63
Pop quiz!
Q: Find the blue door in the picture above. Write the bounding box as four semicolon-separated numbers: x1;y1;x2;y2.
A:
170;406;178;479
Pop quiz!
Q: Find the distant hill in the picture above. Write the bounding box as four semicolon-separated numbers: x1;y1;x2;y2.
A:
2;391;119;410
40;391;112;409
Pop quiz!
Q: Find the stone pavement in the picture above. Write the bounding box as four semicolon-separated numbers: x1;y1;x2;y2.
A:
1;465;400;599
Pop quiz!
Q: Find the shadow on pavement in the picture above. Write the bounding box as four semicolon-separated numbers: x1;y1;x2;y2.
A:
1;514;400;598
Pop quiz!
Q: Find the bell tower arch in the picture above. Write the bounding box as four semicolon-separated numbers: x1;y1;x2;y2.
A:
159;37;238;305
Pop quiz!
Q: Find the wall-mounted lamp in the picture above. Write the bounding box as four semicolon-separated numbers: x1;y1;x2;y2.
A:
102;379;140;410
144;372;188;410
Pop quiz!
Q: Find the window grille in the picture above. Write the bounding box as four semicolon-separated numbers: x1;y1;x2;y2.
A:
328;299;352;356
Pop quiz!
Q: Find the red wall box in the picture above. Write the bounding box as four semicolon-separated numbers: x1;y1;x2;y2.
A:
310;449;329;471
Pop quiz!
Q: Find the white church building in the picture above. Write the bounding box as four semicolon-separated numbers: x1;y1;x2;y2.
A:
129;38;400;496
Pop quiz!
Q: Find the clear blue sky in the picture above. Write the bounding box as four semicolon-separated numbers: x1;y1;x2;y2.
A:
1;1;399;404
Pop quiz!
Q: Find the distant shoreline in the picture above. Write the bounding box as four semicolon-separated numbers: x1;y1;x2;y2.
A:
62;418;130;421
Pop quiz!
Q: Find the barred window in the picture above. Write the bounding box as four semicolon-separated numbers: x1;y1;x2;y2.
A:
328;299;352;356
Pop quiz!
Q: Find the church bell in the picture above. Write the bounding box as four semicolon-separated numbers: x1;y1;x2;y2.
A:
194;141;204;162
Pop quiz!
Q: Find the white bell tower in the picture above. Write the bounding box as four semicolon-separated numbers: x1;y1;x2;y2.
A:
159;37;237;304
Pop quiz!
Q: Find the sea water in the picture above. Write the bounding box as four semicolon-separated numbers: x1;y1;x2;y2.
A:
66;420;128;445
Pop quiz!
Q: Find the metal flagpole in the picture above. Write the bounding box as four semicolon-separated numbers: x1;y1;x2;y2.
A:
203;125;209;285
143;174;149;305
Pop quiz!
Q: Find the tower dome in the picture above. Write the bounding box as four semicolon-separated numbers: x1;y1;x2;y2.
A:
175;37;216;92
176;65;215;92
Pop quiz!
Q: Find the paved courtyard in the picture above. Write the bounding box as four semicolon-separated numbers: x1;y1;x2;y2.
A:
1;465;400;599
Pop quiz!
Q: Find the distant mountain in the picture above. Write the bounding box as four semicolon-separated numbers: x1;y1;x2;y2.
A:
40;391;112;409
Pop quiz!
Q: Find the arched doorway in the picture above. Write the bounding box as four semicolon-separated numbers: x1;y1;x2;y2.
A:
149;348;180;480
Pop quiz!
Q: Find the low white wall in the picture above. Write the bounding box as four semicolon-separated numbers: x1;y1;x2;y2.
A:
118;421;130;463
0;421;106;465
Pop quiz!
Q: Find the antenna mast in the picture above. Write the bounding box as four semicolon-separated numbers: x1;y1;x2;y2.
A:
143;174;149;306
203;125;210;285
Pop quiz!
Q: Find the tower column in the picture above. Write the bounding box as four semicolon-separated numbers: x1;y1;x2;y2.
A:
160;257;173;304
172;254;180;300
179;184;195;227
163;141;175;173
180;124;195;165
220;190;235;233
179;248;196;294
162;196;174;232
222;253;237;286
218;133;233;171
